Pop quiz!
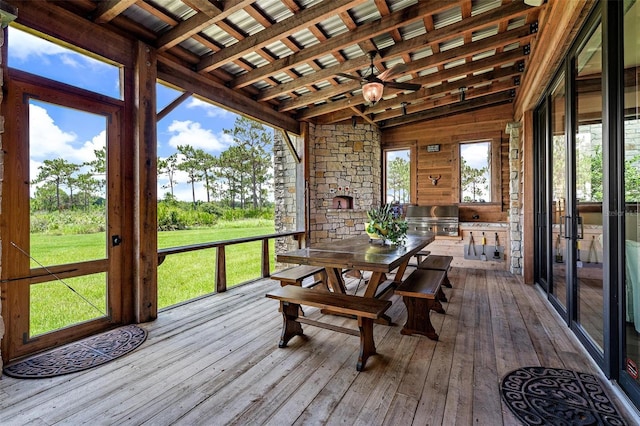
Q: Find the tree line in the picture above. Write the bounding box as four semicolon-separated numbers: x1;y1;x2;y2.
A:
31;116;274;212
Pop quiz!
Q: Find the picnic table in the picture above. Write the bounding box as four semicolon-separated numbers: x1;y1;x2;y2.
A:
276;234;435;301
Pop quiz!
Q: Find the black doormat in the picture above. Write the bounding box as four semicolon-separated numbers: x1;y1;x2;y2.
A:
500;367;627;425
2;325;147;379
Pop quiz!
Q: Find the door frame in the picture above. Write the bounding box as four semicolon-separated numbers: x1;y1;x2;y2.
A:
532;1;640;408
1;70;126;361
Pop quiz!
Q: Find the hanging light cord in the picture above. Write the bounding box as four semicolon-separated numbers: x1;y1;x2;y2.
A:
10;241;106;316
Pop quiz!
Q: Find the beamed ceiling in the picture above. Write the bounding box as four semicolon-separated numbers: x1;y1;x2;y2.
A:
13;0;545;132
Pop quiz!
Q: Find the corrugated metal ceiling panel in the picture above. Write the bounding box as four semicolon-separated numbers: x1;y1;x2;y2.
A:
433;6;462;30
121;4;170;33
147;0;196;20
255;0;294;22
202;25;238;48
472;0;503;17
226;10;263;36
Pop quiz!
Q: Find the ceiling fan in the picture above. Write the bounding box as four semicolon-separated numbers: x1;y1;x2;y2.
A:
337;51;421;105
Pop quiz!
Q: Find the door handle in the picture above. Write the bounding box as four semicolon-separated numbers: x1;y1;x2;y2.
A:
576;216;584;240
563;215;572;240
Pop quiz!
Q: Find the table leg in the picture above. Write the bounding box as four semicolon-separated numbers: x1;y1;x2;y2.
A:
325;267;347;294
393;259;411;283
363;271;393;325
363;271;385;298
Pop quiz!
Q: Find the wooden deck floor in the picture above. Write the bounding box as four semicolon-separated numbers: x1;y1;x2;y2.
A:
0;267;635;425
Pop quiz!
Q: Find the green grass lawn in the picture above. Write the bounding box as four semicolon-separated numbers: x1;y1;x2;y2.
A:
29;220;277;336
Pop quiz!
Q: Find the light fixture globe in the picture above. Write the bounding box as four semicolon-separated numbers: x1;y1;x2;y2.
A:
362;81;384;104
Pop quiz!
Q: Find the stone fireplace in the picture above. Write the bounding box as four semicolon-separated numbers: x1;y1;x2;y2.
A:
307;122;382;243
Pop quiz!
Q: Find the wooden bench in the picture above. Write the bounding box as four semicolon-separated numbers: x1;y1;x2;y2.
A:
265;285;392;371
270;265;328;289
395;269;446;340
417;254;453;288
414;250;431;265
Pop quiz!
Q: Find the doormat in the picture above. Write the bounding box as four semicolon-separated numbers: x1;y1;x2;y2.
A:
2;325;147;379
500;367;627;425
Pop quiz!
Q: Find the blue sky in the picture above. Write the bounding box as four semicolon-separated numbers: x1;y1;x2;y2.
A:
8;26;244;202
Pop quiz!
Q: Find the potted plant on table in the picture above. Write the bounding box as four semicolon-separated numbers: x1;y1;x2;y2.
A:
366;204;408;246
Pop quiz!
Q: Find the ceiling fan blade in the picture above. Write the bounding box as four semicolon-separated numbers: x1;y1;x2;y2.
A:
378;63;407;81
385;81;421;91
336;72;364;82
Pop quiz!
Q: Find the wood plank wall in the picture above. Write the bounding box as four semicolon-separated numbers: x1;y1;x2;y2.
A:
382;103;514;222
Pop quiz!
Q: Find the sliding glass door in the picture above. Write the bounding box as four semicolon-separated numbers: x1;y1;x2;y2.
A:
621;0;640;403
549;75;568;315
535;1;640;409
574;22;604;353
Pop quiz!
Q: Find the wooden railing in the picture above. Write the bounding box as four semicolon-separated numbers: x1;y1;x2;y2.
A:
157;230;306;293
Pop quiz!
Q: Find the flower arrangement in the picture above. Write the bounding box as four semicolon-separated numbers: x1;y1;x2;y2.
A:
366;204;408;246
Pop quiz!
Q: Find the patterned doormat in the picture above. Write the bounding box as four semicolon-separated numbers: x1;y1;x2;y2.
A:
3;325;147;379
500;367;627;425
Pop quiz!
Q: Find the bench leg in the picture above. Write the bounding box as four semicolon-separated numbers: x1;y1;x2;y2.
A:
400;296;439;340
432;297;446;314
442;272;452;288
437;287;448;303
278;302;304;348
357;317;377;371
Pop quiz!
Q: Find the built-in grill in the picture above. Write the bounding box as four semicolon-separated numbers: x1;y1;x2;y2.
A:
405;205;459;237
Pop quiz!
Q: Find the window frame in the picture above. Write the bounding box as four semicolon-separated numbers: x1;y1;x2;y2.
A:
382;143;417;205
455;138;501;205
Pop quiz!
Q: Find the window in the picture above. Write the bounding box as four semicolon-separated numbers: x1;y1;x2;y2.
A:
460;141;491;203
8;26;122;99
384;147;415;204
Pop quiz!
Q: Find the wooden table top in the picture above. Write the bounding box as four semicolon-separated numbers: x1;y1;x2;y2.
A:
277;234;435;273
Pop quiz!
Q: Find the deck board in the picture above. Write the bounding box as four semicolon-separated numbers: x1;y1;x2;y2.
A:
0;267;635;425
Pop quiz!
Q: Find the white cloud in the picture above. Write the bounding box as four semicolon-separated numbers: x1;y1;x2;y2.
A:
8;26;113;73
461;142;490;169
186;98;234;119
166;120;233;152
60;54;82;68
29;104;105;164
7;27;68;62
77;131;107;163
29;104;78;159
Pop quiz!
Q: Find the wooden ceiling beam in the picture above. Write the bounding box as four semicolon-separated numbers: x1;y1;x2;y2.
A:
294;48;525;120
93;0;137;24
245;4;275;28
182;0;224;16
196;0;367;72
378;91;515;129
320;71;520;125
280;29;530;113
157;56;299;134
382;1;529;59
372;79;518;122
273;3;532;109
349;106;377;127
11;0;134;67
229;0;457;89
156;0;252;52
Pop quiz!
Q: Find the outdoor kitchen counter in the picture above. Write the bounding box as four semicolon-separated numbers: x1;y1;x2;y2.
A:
427;223;511;271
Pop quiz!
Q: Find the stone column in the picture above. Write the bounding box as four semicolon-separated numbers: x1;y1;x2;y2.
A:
506;122;523;275
273;130;303;255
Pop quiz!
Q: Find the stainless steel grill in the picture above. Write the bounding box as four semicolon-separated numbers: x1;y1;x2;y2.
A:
405;205;459;237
